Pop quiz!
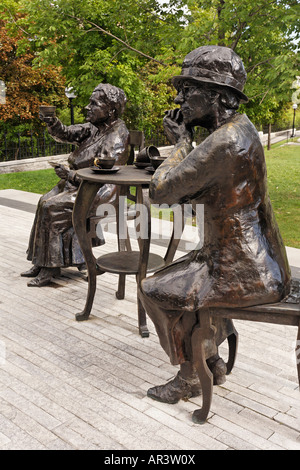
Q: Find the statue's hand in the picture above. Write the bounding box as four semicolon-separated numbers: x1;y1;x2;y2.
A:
54;164;69;180
163;109;193;145
38;113;56;126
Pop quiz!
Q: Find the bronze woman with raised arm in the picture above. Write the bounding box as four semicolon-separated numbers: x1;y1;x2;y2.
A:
21;83;129;287
140;46;291;403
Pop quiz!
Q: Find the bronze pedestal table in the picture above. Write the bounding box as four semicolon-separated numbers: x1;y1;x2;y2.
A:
72;165;179;337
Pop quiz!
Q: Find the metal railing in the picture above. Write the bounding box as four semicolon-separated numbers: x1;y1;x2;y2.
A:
145;127;209;147
0;126;211;163
1;123;296;163
0;130;72;162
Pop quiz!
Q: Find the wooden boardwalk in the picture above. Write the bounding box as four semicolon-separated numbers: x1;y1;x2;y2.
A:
0;189;300;450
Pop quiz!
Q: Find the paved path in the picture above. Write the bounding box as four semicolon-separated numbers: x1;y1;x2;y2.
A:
0;189;300;450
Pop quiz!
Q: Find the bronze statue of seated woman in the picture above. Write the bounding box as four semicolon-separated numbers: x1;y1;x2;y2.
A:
140;46;291;402
21;83;129;287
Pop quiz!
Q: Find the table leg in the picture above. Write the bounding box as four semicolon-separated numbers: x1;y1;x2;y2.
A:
136;186;150;337
164;205;185;265
115;185;130;300
116;275;126;300
72;180;101;321
191;310;215;424
137;295;149;338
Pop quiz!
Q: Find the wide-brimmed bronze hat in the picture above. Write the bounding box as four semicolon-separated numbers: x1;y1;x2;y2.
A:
173;45;249;103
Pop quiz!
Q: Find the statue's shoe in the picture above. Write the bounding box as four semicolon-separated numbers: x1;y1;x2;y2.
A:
147;371;202;404
21;265;41;278
208;357;227;385
27;267;61;287
147;357;227;404
77;263;86;272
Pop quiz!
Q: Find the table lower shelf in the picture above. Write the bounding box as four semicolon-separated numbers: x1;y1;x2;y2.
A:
96;251;165;275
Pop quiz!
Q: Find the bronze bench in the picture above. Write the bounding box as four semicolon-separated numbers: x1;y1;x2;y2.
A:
191;278;300;424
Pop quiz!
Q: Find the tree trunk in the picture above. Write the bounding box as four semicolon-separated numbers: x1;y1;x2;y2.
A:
217;0;226;46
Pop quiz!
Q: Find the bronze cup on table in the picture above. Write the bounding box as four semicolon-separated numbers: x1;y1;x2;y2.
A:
149;146;167;170
39;106;56;118
150;156;167;169
135;145;164;170
94;157;116;169
136;145;160;164
135;147;150;164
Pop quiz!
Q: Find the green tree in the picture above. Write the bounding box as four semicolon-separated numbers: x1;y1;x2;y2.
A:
14;0;186;131
3;0;300;135
176;0;300;127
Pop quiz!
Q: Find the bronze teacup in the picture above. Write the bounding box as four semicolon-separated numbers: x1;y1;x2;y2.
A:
39;106;56;117
94;157;116;169
150;155;167;170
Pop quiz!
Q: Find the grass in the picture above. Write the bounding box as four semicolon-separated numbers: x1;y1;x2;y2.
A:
265;144;300;248
0;168;60;194
0;143;299;248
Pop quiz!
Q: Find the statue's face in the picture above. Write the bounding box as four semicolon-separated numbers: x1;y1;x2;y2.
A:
174;81;217;128
85;90;110;124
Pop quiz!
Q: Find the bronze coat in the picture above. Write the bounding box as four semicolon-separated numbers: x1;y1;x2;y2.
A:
141;113;290;363
27;119;129;268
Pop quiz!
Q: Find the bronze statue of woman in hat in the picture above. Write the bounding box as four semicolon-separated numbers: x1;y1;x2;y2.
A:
140;46;291;404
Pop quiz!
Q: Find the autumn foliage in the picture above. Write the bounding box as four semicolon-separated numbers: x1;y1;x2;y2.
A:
0;14;66;130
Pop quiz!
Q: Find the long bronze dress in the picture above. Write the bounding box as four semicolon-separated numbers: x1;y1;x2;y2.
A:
27;118;129;268
141;113;291;364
